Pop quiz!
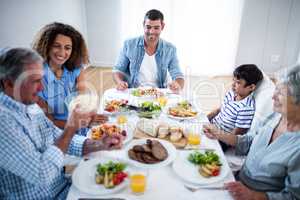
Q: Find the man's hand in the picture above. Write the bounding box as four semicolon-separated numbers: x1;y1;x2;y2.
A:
66;105;96;130
203;124;221;139
168;80;181;93
99;133;124;150
89;114;109;126
116;80;128;91
224;181;267;200
83;133;124;155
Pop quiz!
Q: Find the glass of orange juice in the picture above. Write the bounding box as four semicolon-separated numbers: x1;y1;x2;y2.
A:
117;114;128;125
130;170;148;195
187;132;201;146
156;96;168;106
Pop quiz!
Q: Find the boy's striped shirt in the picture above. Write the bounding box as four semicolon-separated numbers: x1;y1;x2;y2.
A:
212;90;255;133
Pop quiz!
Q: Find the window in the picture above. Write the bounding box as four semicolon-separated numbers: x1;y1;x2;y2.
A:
120;0;244;76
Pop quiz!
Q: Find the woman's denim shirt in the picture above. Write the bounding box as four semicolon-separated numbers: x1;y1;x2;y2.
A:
113;36;184;88
38;63;80;120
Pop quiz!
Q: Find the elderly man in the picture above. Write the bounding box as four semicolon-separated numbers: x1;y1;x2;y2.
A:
113;9;184;92
0;48;122;199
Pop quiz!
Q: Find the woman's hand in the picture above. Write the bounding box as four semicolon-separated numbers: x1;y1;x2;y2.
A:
224;181;267;200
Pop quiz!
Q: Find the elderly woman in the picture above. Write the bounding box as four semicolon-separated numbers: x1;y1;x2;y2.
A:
203;65;300;200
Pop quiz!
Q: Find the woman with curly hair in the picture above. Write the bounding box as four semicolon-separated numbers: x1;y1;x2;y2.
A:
33;22;106;133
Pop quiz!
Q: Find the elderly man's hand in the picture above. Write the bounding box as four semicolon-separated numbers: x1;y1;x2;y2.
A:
224;181;267;200
96;133;124;150
89;114;109;126
203;124;221;140
66;105;96;130
116;80;128;91
168;81;181;93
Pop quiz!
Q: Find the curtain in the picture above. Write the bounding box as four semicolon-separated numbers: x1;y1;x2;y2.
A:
120;0;244;76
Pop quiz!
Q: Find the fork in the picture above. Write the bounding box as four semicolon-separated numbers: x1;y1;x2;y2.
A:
184;185;224;192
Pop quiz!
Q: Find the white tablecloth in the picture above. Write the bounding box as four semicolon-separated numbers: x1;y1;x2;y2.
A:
66;88;235;200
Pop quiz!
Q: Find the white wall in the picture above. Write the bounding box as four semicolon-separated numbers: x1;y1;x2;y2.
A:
1;0;299;73
236;0;300;74
85;0;121;66
0;0;87;48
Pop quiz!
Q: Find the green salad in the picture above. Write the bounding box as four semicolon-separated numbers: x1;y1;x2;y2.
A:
138;101;162;118
140;101;161;112
132;89;142;97
188;151;222;166
96;161;126;175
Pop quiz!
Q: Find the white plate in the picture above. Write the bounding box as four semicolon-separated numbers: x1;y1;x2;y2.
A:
72;157;130;195
164;104;199;120
87;124;134;145
104;88;131;100
124;138;177;169
102;99;131;115
172;150;230;185
103;109;133;116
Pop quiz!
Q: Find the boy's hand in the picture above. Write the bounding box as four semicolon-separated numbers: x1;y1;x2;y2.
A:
203;124;221;139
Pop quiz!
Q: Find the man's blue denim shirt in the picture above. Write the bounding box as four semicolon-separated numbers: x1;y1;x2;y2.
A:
113;36;184;88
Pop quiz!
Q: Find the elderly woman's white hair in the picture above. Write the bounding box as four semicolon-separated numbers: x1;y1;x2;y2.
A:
279;64;300;104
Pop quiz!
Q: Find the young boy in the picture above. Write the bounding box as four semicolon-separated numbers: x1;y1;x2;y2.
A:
204;64;263;151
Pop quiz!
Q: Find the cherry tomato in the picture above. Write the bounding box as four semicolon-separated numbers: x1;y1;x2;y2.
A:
212;169;220;176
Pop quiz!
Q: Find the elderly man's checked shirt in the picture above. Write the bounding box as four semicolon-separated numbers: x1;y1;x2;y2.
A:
0;92;85;200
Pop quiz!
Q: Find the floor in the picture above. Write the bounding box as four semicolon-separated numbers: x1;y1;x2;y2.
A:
84;67;232;114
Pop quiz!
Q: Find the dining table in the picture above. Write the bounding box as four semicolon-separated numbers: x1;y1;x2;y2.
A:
66;88;235;200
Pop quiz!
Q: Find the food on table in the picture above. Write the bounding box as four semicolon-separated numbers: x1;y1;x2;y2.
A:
128;139;168;164
91;123;127;140
187;133;201;145
137;119;185;143
117;115;128;124
137;101;162;118
136;119;160;137
156;96;168;106
95;161;128;189
130;173;147;193
132;88;163;97
188;151;222;178
104;99;128;113
168;127;184;142
168;100;198;118
157;123;169;139
199;163;221;177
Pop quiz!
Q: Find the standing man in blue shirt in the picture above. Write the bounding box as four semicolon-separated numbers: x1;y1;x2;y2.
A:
0;48;122;199
113;9;184;93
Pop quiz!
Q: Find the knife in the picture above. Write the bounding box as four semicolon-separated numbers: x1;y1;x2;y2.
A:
78;198;125;200
179;147;215;151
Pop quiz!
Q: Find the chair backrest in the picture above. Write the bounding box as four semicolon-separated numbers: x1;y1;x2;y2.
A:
248;72;275;135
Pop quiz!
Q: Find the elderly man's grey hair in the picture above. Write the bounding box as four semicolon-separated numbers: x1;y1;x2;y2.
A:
0;48;43;91
280;64;300;104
